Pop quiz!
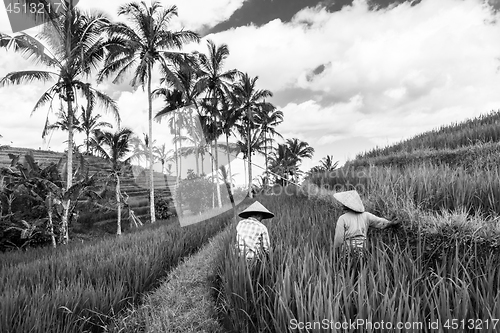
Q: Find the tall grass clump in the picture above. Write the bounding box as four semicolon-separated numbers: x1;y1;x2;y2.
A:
0;210;234;333
214;194;500;333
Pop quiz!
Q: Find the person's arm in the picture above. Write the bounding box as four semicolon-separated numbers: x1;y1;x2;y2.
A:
261;227;271;253
333;216;346;250
366;212;397;229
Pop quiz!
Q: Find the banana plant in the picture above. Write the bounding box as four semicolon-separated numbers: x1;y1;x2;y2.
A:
0;151;101;248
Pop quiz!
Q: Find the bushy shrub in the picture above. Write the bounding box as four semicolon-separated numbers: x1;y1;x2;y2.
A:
154;191;175;220
176;176;214;214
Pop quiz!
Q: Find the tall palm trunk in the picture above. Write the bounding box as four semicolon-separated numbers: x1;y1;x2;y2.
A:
173;114;179;182
226;134;234;195
247;108;253;198
214;136;222;208
148;66;156;223
173;115;182;216
179;136;183;180
192;120;200;176
115;172;122;235
210;142;215;208
264;127;268;187
86;131;90;154
61;2;74;245
225;133;237;222
47;192;56;248
61;92;73;244
195;149;200;176
243;157;247;188
201;152;205;175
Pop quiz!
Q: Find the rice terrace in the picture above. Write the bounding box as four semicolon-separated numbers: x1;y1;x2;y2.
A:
2;0;500;332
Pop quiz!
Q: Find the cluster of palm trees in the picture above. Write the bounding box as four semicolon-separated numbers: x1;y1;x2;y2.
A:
267;138;316;185
0;1;318;239
305;155;339;178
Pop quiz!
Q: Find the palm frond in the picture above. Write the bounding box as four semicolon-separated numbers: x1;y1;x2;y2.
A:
0;70;56;86
31;86;56;116
0;32;58;67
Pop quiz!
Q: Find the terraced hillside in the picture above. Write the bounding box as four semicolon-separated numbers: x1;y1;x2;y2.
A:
0;146;176;230
348;110;500;169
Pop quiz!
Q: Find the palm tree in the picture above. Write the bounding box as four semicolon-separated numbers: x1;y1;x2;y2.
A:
232;73;272;197
90;128;133;236
306;155;339;178
255;102;283;186
287;138;315;161
156;61;204;175
196;40;238;206
236;127;272;187
153;143;174;175
44;106;113;155
44;108;82;133
286;138;315;183
130;133;155;166
98;1;200;223
319;155;339;171
0;5;119;244
306;155;339;176
79;106;112;154
155;67;205;177
154;88;183;181
220;96;242;196
169;108;191;181
268;143;299;186
200;111;224;208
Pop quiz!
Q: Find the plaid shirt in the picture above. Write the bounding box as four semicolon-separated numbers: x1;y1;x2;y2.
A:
236;217;270;259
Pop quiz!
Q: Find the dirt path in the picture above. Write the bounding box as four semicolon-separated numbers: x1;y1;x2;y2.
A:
108;222;234;333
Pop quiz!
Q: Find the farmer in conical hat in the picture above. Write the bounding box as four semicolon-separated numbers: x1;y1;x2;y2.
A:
332;190;399;255
236;201;274;261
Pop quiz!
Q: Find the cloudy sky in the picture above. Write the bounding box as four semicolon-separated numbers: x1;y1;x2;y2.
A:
2;0;500;185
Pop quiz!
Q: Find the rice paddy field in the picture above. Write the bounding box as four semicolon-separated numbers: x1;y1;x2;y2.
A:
4;113;500;333
214;188;500;333
0;210;235;333
212;116;500;332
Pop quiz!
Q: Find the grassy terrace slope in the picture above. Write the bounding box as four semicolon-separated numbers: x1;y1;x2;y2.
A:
346;141;500;169
328;110;500;217
357;109;500;159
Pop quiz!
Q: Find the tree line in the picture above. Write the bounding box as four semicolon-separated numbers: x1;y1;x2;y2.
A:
0;1;330;246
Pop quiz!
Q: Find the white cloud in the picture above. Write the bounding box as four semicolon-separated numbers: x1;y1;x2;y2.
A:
76;0;248;32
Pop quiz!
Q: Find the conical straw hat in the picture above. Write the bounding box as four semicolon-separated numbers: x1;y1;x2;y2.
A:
238;201;275;219
333;190;365;213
